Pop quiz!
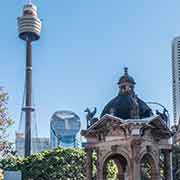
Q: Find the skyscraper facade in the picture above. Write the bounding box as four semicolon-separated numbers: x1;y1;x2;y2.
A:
172;37;180;125
15;133;50;157
50;111;81;148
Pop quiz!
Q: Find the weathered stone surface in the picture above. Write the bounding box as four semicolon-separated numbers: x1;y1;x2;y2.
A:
82;115;172;180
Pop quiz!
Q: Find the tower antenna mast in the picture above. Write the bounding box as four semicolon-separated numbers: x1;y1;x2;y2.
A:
17;2;42;157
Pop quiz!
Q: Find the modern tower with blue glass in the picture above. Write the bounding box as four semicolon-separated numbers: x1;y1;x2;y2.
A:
50;111;81;148
17;0;42;157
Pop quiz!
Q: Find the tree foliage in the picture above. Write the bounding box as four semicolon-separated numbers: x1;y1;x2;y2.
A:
106;160;118;180
1;148;85;180
0;88;14;157
0;148;118;180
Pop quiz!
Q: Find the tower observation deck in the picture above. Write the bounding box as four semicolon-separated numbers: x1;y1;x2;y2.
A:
18;1;41;41
17;0;42;157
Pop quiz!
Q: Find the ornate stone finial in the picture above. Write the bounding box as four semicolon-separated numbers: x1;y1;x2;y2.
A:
118;68;135;86
27;0;32;4
124;67;128;75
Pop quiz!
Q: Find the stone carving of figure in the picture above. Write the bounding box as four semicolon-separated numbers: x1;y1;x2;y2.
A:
130;95;140;119
85;107;98;128
156;109;168;126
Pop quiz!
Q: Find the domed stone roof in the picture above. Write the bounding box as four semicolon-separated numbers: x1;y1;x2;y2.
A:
100;95;152;119
100;68;153;119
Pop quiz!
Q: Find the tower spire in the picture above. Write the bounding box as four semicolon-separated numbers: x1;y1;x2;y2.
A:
27;0;32;4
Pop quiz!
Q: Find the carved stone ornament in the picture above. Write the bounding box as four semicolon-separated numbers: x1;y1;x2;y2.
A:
107;126;126;137
111;145;119;152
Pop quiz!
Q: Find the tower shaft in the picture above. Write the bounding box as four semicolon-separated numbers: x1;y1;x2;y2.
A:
18;2;42;157
24;40;33;157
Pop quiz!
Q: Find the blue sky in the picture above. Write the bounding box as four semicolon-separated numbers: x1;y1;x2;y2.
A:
1;0;180;139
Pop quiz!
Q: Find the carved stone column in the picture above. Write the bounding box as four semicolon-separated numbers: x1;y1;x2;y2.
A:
151;172;161;180
131;138;141;180
151;150;160;180
85;148;93;180
117;173;125;180
96;148;104;180
164;149;172;180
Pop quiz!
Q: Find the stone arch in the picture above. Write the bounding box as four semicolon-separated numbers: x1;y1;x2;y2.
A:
139;150;159;173
140;153;159;180
102;148;131;170
102;151;131;180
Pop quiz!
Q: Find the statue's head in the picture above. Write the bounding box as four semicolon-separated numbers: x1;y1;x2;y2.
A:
84;108;89;112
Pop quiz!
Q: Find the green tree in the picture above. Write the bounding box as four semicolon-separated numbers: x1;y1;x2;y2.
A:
106;160;118;180
1;148;86;180
0;88;14;157
0;148;117;180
